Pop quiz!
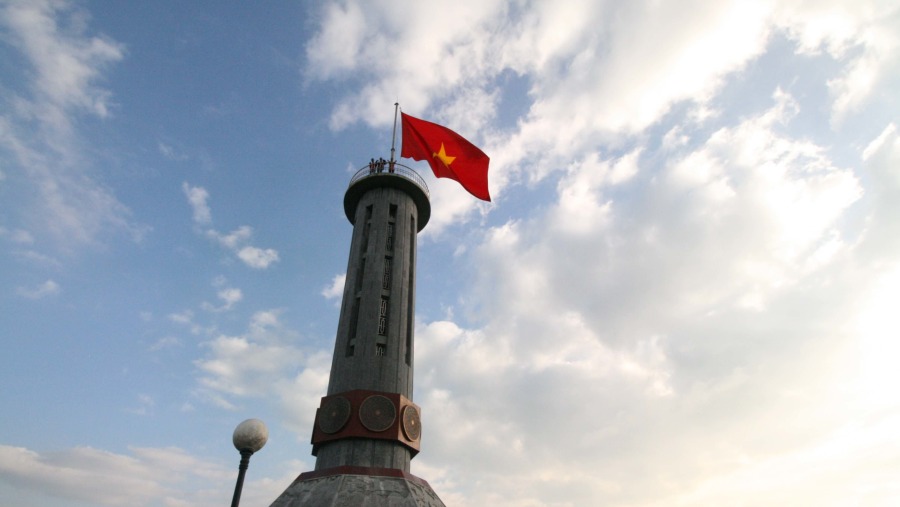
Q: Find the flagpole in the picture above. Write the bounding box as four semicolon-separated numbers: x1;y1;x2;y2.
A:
389;102;399;163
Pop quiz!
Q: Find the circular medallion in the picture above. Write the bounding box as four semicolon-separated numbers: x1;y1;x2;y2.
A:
401;405;421;441
359;395;396;432
318;396;351;434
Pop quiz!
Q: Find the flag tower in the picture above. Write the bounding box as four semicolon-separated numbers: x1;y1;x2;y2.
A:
270;159;445;506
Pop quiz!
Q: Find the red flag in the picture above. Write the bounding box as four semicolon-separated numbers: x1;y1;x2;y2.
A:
400;113;491;201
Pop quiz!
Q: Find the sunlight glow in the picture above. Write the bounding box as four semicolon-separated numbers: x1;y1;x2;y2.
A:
855;264;900;407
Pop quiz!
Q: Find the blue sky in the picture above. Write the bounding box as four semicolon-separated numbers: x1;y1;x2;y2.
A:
1;1;899;505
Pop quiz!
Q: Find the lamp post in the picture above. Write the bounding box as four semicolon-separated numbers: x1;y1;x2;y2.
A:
230;418;268;507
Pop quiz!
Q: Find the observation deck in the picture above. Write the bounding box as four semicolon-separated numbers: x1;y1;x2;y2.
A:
344;162;431;231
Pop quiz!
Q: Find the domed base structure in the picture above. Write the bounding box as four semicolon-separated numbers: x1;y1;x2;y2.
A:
270;467;445;507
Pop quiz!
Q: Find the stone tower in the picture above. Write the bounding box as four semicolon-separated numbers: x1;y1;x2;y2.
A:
271;162;445;506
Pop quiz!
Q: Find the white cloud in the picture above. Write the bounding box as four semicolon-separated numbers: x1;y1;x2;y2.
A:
168;310;206;336
8;228;34;244
321;273;345;300
856;122;900;260
0;0;123;121
0;445;165;506
16;279;60;299
236;246;280;269
305;0;772;157
0;0;143;248
773;1;900;125
0;444;247;507
862;122;896;161
11;248;62;268
168;310;193;325
397;85;887;505
304;0;898;224
217;287;242;307
148;336;181;351
184;308;331;440
182;182;212;225
204;227;280;269
649;412;900;506
207;225;252;250
159;141;189;161
306;0;509;131
193;310;328;432
196;331;300;397
125;394;155;416
202;286;243;313
180;185;280;269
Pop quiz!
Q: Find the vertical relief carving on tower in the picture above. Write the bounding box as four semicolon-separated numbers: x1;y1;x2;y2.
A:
406;214;416;366
361;205;373;256
377;203;396;357
346;296;359;357
383;257;392;290
346;204;373;358
378;297;389;335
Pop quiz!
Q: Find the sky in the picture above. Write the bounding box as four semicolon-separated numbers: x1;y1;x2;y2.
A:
1;0;899;505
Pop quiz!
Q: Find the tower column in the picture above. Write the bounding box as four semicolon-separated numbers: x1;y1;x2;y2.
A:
270;164;444;507
315;186;419;470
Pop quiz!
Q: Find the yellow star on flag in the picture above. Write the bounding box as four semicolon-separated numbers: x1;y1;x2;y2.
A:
432;143;456;167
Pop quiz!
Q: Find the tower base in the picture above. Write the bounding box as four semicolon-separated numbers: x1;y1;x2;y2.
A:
270;466;445;507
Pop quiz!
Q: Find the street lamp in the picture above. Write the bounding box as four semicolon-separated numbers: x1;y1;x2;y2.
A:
230;418;268;507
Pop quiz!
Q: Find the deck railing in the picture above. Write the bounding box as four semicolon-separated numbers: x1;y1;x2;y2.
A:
348;162;429;198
